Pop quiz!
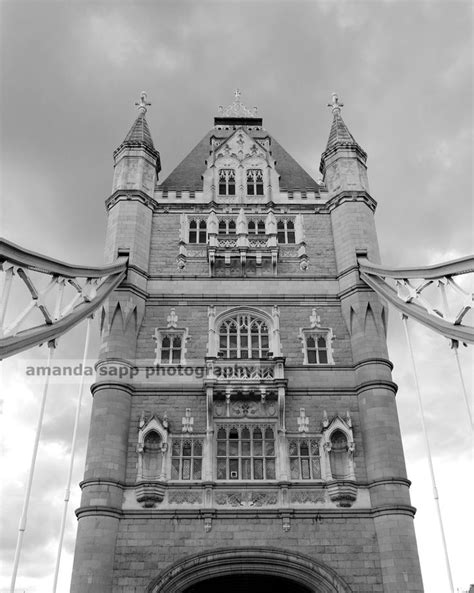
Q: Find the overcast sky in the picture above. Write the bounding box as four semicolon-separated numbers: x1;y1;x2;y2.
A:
0;1;473;592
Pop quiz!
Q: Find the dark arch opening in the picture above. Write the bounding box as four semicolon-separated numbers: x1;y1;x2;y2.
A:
184;574;312;593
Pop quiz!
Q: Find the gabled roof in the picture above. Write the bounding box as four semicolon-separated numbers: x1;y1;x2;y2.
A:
159;127;320;192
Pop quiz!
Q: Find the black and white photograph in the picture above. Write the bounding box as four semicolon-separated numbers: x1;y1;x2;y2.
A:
0;1;472;592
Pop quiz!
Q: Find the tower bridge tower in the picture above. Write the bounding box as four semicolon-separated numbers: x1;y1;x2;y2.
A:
70;91;424;593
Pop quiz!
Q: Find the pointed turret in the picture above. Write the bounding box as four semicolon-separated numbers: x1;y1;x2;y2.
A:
111;92;161;195
105;92;160;272
319;93;369;197
121;110;156;151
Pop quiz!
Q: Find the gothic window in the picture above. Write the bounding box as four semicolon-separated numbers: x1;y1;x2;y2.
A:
219;314;269;359
246;169;264;196
329;430;350;479
306;335;329;364
277;220;296;244
160;335;183;364
218;219;236;234
216;425;276;480
288;438;321;479
218;169;236;196
189;220;207;244
142;431;163;480
248;220;266;234
171;438;203;480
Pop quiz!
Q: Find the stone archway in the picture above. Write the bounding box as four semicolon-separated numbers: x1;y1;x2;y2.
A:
147;547;353;593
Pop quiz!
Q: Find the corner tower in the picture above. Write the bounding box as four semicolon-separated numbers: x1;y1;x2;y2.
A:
71;91;424;593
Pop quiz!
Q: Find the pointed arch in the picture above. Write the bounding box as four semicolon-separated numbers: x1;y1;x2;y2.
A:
147;547;353;593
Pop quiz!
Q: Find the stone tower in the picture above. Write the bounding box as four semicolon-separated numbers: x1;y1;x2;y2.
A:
70;91;424;593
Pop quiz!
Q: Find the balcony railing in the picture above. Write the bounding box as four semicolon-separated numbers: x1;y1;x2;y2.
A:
206;358;285;382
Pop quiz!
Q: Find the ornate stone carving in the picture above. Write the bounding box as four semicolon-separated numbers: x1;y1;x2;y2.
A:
182;408;194;433
297;408;309;433
290;490;326;504
168;491;202;505
215;491;278;507
214;400;277;418
136;482;166;508
326;481;357;507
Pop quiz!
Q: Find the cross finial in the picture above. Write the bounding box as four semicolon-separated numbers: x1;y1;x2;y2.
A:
328;92;343;114
234;88;242;101
135;91;151;114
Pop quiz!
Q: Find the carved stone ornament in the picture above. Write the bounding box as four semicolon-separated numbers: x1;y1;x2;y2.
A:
168;491;202;505
290;490;326;504
214;400;277;418
136;482;166;508
326;481;357;508
215;491;278;507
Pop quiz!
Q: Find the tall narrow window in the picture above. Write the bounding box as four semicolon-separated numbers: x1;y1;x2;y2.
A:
216;425;276;480
218;169;236;196
189;220;207;244
247;169;264;195
289;438;321;479
277;220;296;244
219;314;269;358
306;334;329;364
161;335;182;364
171;438;203;480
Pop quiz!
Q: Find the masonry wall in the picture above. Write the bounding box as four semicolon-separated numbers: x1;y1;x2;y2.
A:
112;516;385;593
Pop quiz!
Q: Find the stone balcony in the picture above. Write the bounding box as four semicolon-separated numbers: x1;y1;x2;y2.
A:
204;357;286;402
208;233;279;276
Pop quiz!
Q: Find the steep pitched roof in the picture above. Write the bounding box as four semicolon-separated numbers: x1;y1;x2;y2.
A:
123;112;155;150
325;111;356;149
159;128;319;192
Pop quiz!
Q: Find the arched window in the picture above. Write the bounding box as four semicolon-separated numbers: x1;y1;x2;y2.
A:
248;220;265;235
216;424;276;480
219;314;270;358
329;430;349;479
247;169;264;195
218;169;236;196
277;220;296;244
142;431;163;480
218;219;236;234
189;220;207;244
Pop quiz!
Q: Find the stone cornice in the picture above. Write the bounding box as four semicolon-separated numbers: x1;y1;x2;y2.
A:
356;379;398;396
325;191;377;213
79;476;411;491
90;380;136;396
105;189;157;212
75;504;417;520
353;357;393;372
113;141;160;161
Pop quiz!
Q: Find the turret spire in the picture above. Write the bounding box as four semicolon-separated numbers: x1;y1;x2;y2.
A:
115;91;158;156
325;92;357;150
319;92;369;196
111;92;161;193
